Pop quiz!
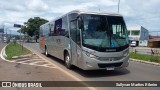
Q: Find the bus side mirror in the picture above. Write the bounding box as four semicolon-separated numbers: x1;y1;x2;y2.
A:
78;17;83;29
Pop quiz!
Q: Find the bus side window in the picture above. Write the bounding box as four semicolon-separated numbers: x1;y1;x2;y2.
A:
62;16;69;37
70;20;77;42
70;20;81;47
54;19;62;36
48;22;54;36
76;30;81;47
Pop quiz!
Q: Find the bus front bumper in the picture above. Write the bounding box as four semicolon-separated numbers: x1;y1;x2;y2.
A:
80;54;129;70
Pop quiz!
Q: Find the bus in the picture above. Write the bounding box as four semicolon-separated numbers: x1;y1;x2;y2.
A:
39;10;129;70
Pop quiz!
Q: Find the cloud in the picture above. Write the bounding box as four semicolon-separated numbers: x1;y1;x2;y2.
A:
26;0;48;11
0;0;160;33
47;0;118;14
50;2;97;14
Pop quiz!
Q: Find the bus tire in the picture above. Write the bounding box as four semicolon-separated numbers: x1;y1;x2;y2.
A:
45;46;49;57
64;52;72;69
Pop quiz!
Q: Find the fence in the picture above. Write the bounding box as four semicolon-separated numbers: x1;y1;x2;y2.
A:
130;48;160;55
130;47;160;63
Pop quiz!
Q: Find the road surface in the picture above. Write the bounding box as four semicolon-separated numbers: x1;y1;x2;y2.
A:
24;43;160;90
0;41;89;90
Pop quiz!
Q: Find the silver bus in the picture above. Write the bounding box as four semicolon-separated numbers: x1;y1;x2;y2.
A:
39;10;129;70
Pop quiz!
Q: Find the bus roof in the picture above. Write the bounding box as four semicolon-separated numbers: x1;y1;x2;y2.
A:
68;9;122;16
40;10;122;27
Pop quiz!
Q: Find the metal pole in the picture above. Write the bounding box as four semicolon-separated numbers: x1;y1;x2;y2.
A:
10;30;11;41
118;0;120;13
20;26;23;50
6;27;8;43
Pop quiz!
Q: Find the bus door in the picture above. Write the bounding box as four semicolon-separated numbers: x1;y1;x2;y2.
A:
70;20;82;66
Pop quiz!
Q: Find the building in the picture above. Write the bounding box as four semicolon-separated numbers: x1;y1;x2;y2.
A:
148;35;160;47
127;26;149;46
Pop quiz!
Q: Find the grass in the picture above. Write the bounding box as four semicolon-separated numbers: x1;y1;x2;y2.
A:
5;42;31;60
130;52;160;63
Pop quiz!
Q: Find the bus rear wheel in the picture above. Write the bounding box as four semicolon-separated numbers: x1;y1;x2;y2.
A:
65;52;72;69
45;46;49;57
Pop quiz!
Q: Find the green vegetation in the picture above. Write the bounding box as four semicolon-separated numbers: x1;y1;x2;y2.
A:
18;17;48;37
5;43;31;60
130;52;160;63
17;17;48;42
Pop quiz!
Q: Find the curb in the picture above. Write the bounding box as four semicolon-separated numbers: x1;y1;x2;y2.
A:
130;58;160;66
0;44;58;69
0;44;15;62
0;45;8;61
0;44;33;62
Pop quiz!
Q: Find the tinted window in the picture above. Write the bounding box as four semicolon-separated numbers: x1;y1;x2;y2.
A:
49;22;54;36
53;17;69;36
70;20;77;42
82;14;129;52
43;24;50;36
39;27;43;36
54;19;62;36
61;16;69;37
69;13;78;21
70;20;81;46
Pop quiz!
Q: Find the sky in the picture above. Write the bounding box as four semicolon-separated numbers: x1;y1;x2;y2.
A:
0;0;160;35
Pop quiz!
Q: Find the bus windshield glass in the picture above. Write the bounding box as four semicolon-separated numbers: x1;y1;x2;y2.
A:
82;14;129;51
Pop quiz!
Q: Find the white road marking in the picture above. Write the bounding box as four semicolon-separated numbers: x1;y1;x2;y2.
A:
30;60;47;64
13;58;31;60
16;62;57;69
25;46;97;90
0;45;12;62
1;45;96;90
16;59;42;63
13;57;41;61
0;45;56;68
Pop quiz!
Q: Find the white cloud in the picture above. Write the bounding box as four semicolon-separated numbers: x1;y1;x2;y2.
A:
95;0;117;6
26;0;48;11
50;2;97;13
0;0;160;34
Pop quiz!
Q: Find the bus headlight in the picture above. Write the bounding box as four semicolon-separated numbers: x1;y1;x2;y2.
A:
85;52;98;58
123;50;129;57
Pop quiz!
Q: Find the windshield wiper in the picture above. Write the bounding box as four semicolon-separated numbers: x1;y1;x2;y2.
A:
110;34;121;47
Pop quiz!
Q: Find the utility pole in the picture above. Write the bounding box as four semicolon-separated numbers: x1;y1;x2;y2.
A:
6;27;8;43
10;30;11;40
118;0;120;13
3;25;4;37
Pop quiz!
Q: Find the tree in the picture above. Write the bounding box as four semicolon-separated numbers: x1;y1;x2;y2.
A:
18;17;48;42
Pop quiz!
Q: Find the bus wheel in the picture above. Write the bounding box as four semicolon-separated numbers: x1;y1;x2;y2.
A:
65;52;72;69
45;46;49;57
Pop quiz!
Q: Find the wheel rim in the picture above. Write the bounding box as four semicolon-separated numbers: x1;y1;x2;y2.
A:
45;49;48;55
65;55;70;66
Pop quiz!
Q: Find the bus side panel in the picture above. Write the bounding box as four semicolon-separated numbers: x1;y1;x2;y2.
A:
39;35;45;52
57;36;70;61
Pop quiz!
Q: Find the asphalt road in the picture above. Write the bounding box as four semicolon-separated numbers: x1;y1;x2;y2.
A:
0;41;90;90
24;43;160;90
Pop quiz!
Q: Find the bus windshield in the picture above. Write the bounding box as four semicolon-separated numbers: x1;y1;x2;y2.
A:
82;14;129;52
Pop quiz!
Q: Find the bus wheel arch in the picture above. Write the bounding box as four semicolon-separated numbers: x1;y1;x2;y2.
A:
64;50;72;69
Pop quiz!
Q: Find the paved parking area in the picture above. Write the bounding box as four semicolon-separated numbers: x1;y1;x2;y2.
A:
11;54;56;68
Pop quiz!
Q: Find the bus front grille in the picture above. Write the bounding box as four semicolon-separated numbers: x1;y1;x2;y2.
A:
97;56;124;61
98;62;123;68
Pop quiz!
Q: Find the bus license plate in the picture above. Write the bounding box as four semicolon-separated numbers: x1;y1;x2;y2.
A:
106;67;115;70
